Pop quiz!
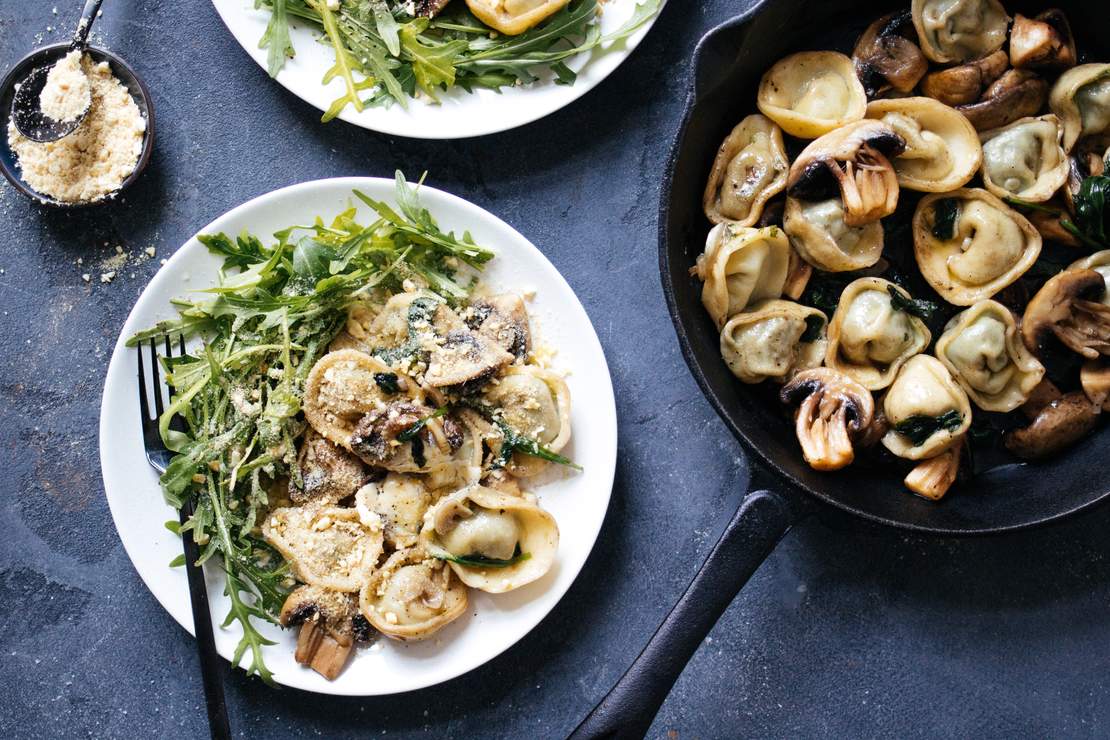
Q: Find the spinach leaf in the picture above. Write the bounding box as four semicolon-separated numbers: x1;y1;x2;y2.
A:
800;314;825;343
932;198;959;240
893;410;964;447
374;372;401;394
887;285;939;322
434;544;531;569
397;407;447;443
1072;175;1110;247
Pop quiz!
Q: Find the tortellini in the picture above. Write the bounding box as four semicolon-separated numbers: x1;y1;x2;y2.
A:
865;97;982;192
694;224;790;329
783;197;884;272
756;51;866;139
355;474;430;549
359;549;468;641
703;114;789;226
935;300;1045;412
826;277;931;391
979;115;1068;203
911;0;1009;64
1050;64;1110;152
481;366;571;477
303;349;407;448
1069;250;1110;306
420;485;559;594
912;189;1041;306
882;355;972;460
464;0;569;35
719;299;827;384
263;507;384;593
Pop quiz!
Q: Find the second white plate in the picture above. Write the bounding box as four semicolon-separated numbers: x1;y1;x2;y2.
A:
99;177;618;695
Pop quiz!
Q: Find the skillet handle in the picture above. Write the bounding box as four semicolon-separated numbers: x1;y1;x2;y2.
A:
568;489;798;740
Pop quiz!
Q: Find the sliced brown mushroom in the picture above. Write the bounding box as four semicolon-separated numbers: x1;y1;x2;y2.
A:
1009;9;1076;71
956;69;1050;131
904;443;962;500
1021;377;1064;420
1026;199;1083;247
1004;391;1100;460
920;49;1009;106
424;304;514;388
292;430;368;506
786;120;906;226
782;246;813;300
280;586;366;680
466;293;532;360
1081;360;1110;411
1022;269;1110;359
853;11;929;99
780;368;875;471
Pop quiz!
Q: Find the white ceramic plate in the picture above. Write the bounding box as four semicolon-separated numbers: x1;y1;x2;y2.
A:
99;177;618;695
210;0;662;138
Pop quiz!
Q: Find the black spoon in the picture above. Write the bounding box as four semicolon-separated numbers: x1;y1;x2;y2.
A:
11;0;106;143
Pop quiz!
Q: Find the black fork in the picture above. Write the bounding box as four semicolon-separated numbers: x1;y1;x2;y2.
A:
137;336;232;740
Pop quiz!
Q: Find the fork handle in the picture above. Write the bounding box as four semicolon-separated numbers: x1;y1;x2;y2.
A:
180;499;232;740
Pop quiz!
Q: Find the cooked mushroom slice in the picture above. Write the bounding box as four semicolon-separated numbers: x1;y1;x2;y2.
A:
421;485;558;593
826;277;931;391
912;189;1042;306
903;444;962;501
692;224;790;328
979;115;1069;203
292;430;368;506
464;0;569;35
1004;391;1100;460
882;355;973;461
719;299;827;384
783;197;884;272
355;473;431;549
1026;196;1083;247
280;586;362;680
1069;250;1110;306
935;300;1045;413
703;114;789;227
482;366;571;478
756;51;867;139
911;0;1009;64
1049;63;1110;152
481;467;523;497
1081;361;1110;411
466;293;531;360
920;50;1008;107
303;349;406;448
1021;377;1064;420
786;120;906;226
263;506;383;592
956;70;1050;132
359;549;468;641
350;401;464;474
865;97;982;192
783;244;813;299
1021;269;1110;359
779;368;875;471
852;11;928;99
424;303;514;388
1010;9;1076;71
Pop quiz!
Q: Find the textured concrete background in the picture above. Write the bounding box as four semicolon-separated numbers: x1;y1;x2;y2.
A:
2;1;1110;738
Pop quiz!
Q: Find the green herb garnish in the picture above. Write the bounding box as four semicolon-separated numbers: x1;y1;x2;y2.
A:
1070;175;1110;248
126;171;492;682
887;286;938;322
374;372;401;394
397;407;447;442
932;198;959;240
435;544;531;569
893;410;964;447
800;314;825;343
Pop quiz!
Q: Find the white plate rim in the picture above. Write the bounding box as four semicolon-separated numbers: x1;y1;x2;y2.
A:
98;176;618;695
208;0;664;139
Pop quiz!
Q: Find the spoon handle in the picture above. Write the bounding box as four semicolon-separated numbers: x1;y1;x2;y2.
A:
71;0;106;49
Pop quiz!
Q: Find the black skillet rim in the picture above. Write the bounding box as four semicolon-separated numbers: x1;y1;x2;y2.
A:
0;42;155;208
657;4;1110;537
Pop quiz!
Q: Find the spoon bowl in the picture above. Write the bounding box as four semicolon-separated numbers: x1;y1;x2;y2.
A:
0;43;155;207
11;55;89;143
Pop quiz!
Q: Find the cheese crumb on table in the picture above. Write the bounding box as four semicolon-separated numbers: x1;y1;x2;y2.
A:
38;50;91;124
7;54;145;204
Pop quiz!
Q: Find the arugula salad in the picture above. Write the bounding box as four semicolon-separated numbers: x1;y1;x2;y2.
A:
130;173;578;680
255;0;662;120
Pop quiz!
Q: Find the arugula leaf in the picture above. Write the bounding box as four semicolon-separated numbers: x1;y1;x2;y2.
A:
893;410;964;447
400;19;467;97
292;237;338;280
887;286;939;322
258;0;296;76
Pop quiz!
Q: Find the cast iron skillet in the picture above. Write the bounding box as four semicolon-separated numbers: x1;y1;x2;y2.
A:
571;1;1110;736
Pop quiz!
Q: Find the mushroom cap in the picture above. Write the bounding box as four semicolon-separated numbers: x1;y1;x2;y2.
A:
865;97;982;192
1068;250;1110;306
852;11;928;98
1010;9;1077;71
756;51;867;139
1081;360;1110;411
780;367;875;434
1021;268;1110;358
957;70;1050;132
786;119;907;200
920;50;1008;107
1004;391;1101;460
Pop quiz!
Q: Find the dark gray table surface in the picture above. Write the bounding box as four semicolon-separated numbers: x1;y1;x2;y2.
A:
3;1;1110;738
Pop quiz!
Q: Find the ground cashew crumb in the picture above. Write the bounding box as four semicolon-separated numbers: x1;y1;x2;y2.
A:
7;54;145;203
39;50;91;123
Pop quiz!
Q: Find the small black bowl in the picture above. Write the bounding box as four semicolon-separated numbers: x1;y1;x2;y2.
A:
0;43;155;208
